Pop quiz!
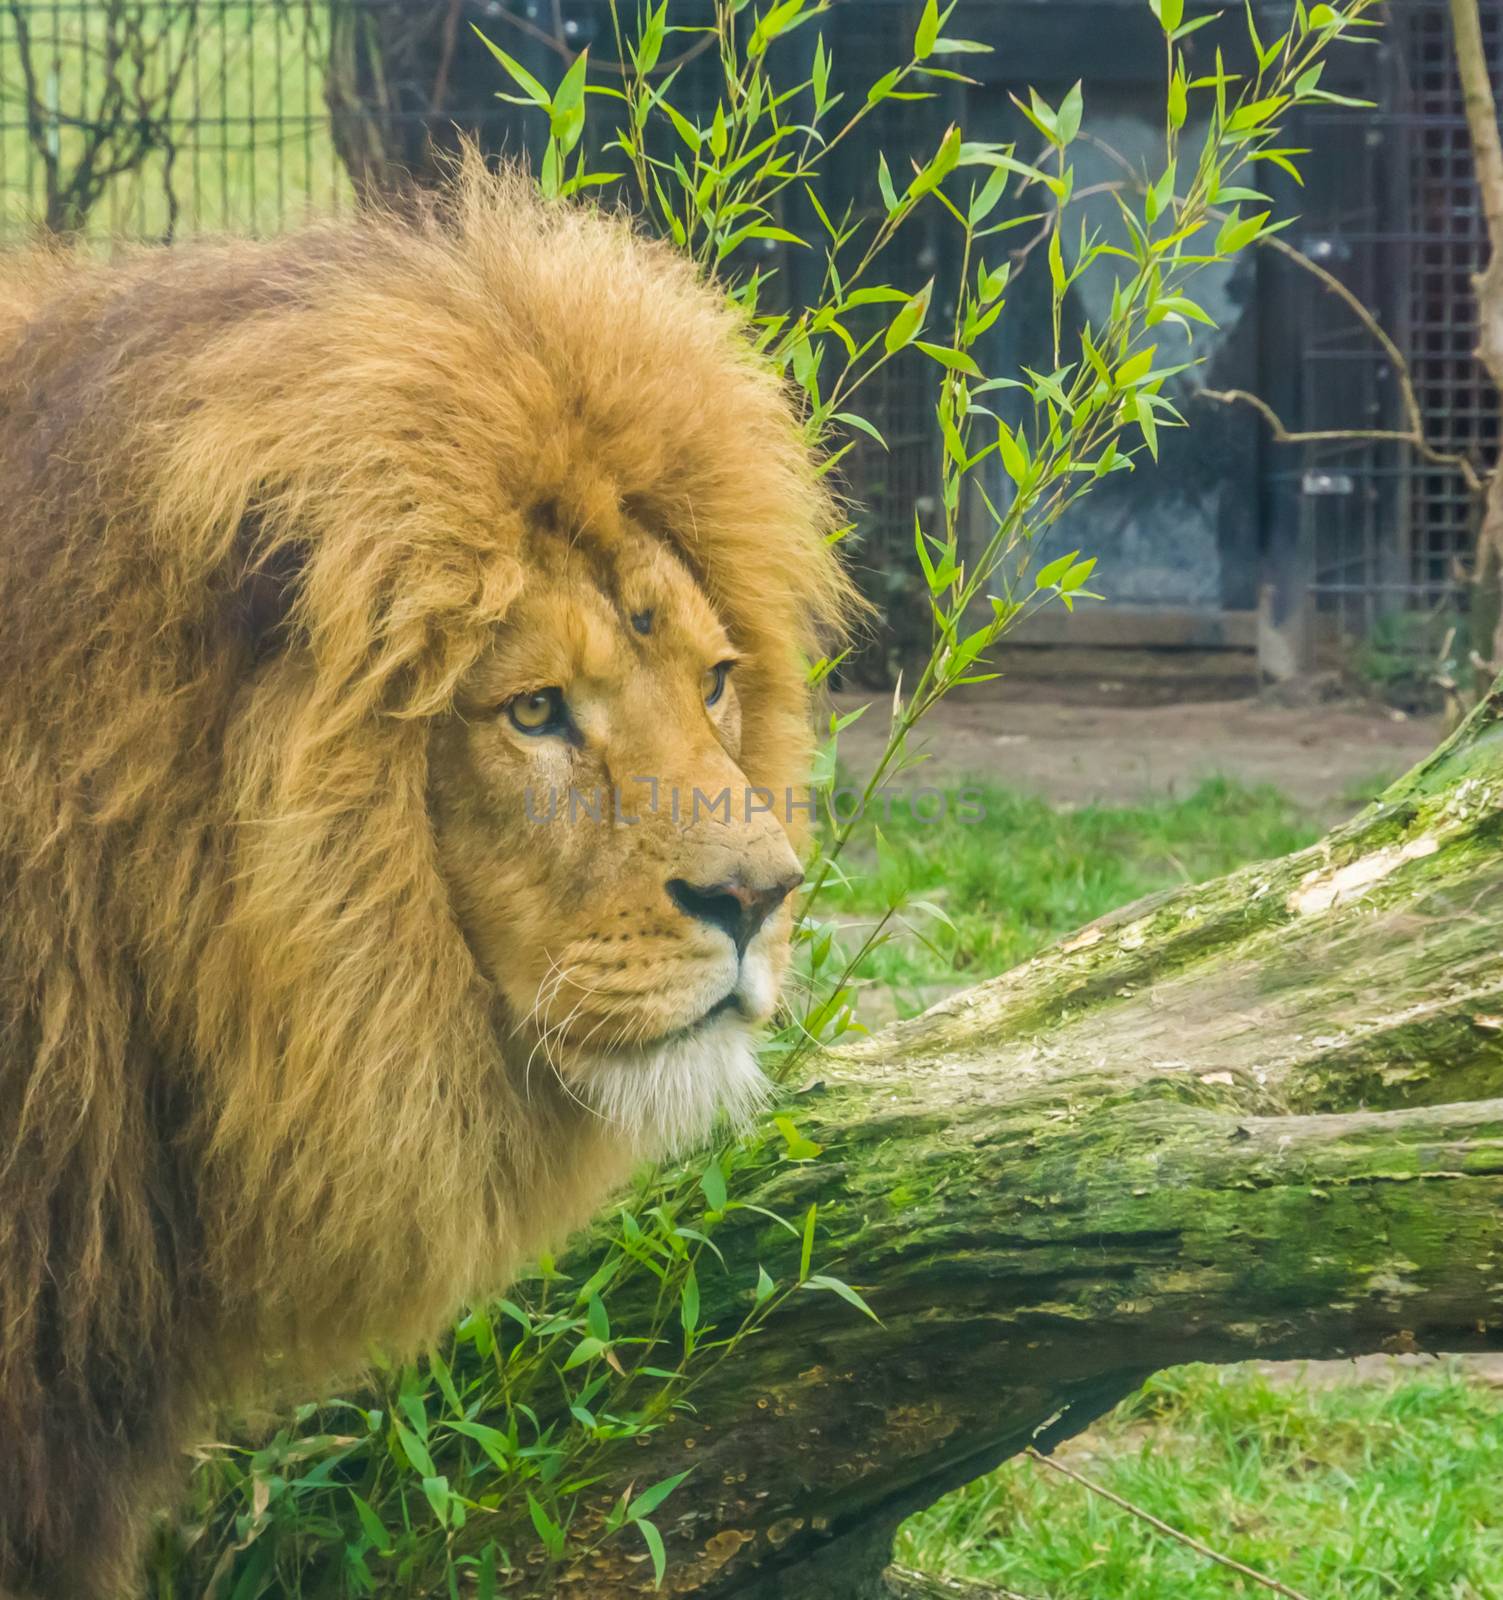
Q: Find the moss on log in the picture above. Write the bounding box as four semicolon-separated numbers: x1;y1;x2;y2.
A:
504;691;1503;1598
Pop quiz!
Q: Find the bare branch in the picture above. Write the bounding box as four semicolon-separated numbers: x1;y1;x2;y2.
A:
884;1566;1042;1600
1025;1449;1316;1600
1198;384;1484;491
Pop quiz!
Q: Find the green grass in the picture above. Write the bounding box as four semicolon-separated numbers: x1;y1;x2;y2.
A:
897;1361;1503;1599
823;776;1318;1019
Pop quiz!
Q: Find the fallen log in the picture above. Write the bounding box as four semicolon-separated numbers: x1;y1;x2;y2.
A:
521;688;1503;1598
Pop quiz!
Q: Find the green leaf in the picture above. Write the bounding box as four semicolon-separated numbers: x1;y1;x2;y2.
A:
799;1202;817;1281
910;123;963;197
812;34;830;110
877;151;899;215
868;66;902;105
527;1492;565;1559
553;48;588;116
1115;345;1156;385
804;1273;882;1323
843;286;912;307
350;1491;392;1555
997;422;1030;486
1034;549;1081;590
699;1158;727;1213
915;340;982;378
473;29;551;108
1061;555;1098;592
394;1422;436;1478
562;1336;606;1370
422;1475;451;1528
496;1297;533;1335
1056;80;1084;145
1013;87;1061;146
1135;392;1160;459
428;1344;462;1417
1168;68;1188;130
661;98;701;151
1145;159;1177;225
447;1420;514;1472
1150;0;1185;32
834;411;888;449
634;1517;667;1588
1214;207;1271;254
773;1113;824;1160
540;139;562;199
1149;294;1217;329
1228;93;1289;132
754;1264;775;1305
915;0;941;57
1048;226;1066;298
749;0;801;53
636;3;667;73
628;1470;692;1522
968;162;1012;225
883;281;932;354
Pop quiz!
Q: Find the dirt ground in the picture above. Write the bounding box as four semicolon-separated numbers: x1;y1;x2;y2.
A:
831;687;1443;826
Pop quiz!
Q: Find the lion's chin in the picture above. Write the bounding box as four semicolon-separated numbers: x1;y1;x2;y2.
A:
573;1014;769;1157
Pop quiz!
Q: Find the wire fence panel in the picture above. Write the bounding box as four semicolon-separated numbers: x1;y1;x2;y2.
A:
2;0;1499;661
0;0;350;238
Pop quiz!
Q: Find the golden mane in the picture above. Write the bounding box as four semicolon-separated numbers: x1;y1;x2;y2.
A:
0;163;850;1596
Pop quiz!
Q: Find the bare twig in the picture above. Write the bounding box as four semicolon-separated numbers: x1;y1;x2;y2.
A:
1025;1448;1315;1600
9;0;203;235
1199;384;1484;488
1256;230;1464;481
884;1564;1043;1600
429;0;464;115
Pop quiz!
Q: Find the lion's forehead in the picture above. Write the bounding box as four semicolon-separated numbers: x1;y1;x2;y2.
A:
468;520;731;700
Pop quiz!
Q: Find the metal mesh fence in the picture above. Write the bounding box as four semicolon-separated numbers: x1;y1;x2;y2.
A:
0;1;353;237
1283;0;1502;648
2;0;1500;657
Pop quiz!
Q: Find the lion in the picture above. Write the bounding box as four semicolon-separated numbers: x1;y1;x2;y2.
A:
0;162;852;1599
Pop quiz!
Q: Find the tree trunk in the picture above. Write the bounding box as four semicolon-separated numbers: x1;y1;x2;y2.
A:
1449;0;1503;678
323;0;540;204
501;685;1503;1599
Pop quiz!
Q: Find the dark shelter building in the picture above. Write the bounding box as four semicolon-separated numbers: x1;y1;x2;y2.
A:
3;0;1494;692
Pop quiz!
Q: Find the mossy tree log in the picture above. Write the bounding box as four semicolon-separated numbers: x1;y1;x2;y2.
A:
521;691;1503;1600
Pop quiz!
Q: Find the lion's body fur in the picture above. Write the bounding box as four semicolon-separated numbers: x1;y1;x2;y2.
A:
0;167;847;1597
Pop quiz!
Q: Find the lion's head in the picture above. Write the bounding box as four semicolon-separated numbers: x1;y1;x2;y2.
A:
429;515;807;1149
0;162;851;1594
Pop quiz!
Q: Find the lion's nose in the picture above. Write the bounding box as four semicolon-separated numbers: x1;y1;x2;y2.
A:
665;872;803;956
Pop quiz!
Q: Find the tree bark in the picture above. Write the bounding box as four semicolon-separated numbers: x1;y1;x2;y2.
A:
1448;0;1503;677
506;685;1503;1599
323;0;543;204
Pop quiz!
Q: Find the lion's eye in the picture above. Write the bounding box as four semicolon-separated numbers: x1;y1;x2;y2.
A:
507;687;565;735
702;661;732;708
